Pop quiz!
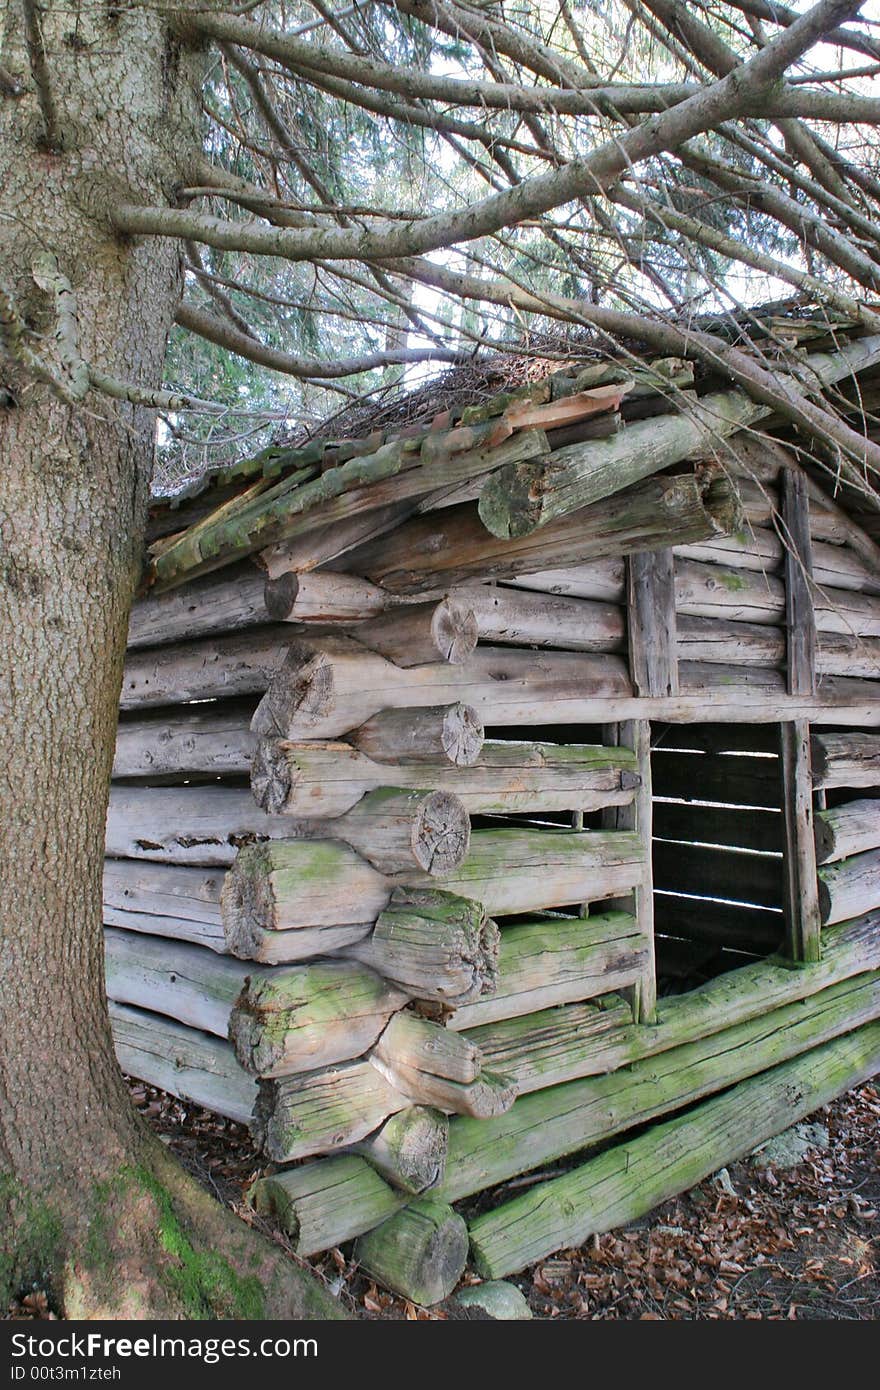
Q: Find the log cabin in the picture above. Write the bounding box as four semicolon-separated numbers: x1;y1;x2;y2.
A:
107;306;880;1300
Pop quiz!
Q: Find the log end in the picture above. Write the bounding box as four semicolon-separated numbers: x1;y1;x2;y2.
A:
442;702;484;766
264;571;299;621
412;790;472;876
354;1197;468;1306
477;459;546;540
374;1106;449;1194
433;597;478;663
251;644;334;739
246;1175;301;1245
251;738;293;815
221;845;273;959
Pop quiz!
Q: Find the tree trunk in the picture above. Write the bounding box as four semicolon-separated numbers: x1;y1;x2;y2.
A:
0;4;341;1320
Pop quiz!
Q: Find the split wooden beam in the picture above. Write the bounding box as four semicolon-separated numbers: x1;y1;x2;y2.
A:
780;721;822;963
781;467;817;697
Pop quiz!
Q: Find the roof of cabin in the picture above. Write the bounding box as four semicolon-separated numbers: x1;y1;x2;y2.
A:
146;301;880;595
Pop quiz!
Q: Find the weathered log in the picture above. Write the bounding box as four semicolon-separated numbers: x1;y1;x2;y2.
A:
675;559;880;636
781;468;817;697
468;1019;880;1277
818;848;880;925
128;561;268;649
454;583;624;653
815;799;880;864
462;914;880;1095
252;736;637;819
811;732;880;789
263;570;389;622
476;336;880;539
674;619;880;678
329;787;471;876
228;960;408;1078
103;860;226;952
220;839;388;944
780;719;821;963
353;1198;468;1306
248;1154;404;1255
344;887;499;1007
351;596;478;666
374;1011;483;1085
255;1059;409;1161
121;628;290;709
369;1054;518;1119
352;1107;450;1195
349;703;484;767
506;561;624;602
109;1001;258;1125
447;911;646;1029
113;703;254;779
816;635;880;680
259;500;417;579
628;549;678;696
104;927;248;1036
435;968;880;1206
346;470;740;593
105;785;290;866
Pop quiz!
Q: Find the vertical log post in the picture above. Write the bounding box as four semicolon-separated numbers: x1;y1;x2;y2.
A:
781;467;816;698
627;549;678;696
780;719;822;964
602;719;656;1023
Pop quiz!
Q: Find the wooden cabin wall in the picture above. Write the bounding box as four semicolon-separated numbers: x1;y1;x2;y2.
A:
104;445;880;1294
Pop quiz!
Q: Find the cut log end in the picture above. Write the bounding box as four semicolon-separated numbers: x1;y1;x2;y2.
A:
220;845;271;958
432;597;478;663
413;790;472;875
357;1106;450;1195
264;571;299;621
251;644;334;739
441;702;485;766
353;1198;469;1306
250;738;292;815
477;459;544;540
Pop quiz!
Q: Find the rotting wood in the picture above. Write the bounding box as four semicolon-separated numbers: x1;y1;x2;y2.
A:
254;1058;409;1162
600;719;656;1024
815;799;880;864
369;1053;518;1119
628;551;678;696
353;1198;469;1307
121;627;291;709
228;959;408;1077
105;785;290;866
467;1018;880;1277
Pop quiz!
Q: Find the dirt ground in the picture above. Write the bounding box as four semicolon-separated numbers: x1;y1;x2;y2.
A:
8;1078;877;1322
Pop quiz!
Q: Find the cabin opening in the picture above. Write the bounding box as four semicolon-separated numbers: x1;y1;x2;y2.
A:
650;722;785;991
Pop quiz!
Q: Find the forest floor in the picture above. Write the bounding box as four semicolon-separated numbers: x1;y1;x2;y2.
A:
7;1079;878;1321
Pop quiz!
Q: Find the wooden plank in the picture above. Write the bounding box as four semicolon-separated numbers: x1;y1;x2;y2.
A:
601;720;656;1022
652;839;781;909
780;720;822;962
627;550;677;697
781;469;817;697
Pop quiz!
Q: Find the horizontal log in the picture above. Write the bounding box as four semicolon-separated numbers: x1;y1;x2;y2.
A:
652;840;782;910
815;799;880;864
369;1055;518;1119
374;1011;483;1085
229;959;408;1078
351;1106;449;1195
351;596;478;666
113;703;254;779
349;703;484;767
468;1018;880;1277
448;911;646;1029
263;570;389;622
255;1059;409;1162
505;561;624;603
819;848;880;925
816;634;880;680
121;628;290;710
435;964;880;1206
329;786;471;876
344;888;499;1008
674;529;880;597
652;799;783;853
811;732;880;789
104;927;248;1036
675;559;880;636
452;913;880;1097
109;1001;258;1125
248;1154;404;1255
253;736;638;820
103;860;226;951
676;616;783;667
105;785;290;866
128;562;268;649
345;470;739;593
653;894;784;952
455;583;624;652
353;1198;469;1307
